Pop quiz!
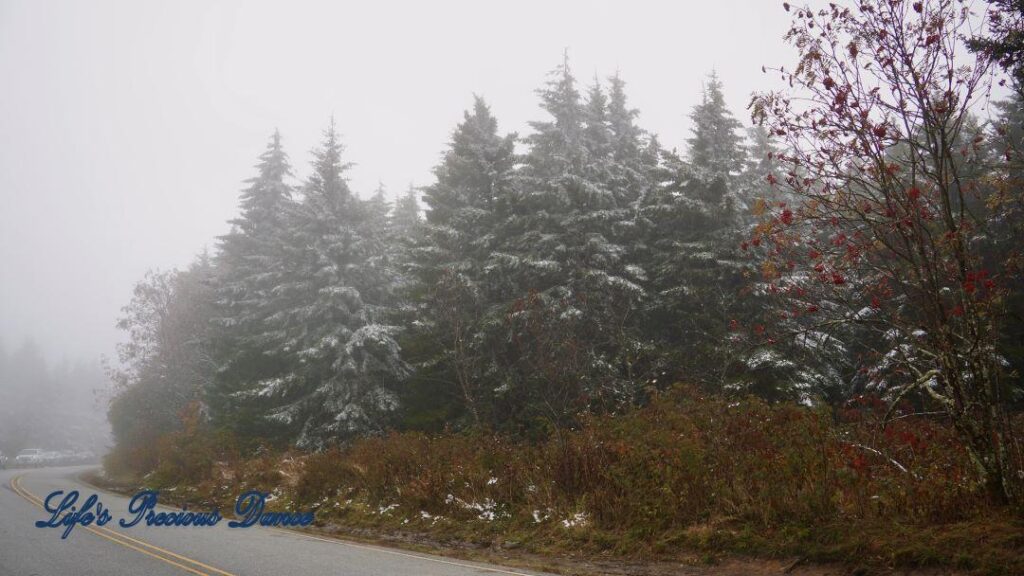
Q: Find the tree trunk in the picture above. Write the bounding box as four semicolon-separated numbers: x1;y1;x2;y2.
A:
942;351;1014;505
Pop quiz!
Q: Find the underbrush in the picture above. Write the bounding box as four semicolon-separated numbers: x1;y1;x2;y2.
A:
105;387;1024;574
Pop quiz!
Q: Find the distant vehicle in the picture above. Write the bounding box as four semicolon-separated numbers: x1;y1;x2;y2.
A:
9;448;97;468
0;450;7;469
14;448;44;467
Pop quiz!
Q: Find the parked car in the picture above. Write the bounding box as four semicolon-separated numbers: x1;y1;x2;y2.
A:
14;448;44;467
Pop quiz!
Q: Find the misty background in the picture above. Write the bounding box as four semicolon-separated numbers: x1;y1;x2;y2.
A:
0;0;792;453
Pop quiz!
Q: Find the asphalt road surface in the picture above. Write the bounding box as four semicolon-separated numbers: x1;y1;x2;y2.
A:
0;466;554;576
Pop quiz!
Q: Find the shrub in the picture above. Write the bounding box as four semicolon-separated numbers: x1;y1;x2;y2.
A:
106;385;1022;572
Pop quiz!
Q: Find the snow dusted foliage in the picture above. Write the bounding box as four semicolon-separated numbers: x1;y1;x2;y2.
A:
987;93;1024;394
116;57;953;453
730;124;855;402
210;131;300;439
384;185;423;307
390;185;422;243
492;56;653;422
215;130;295;344
637;74;756;389
747;0;1024;501
217;120;408;448
686;71;746;182
408;96;518;427
736;125;788;224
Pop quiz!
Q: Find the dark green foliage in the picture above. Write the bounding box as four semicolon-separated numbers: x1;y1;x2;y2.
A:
110;56;1022;479
639;76;753;391
405;96;517;428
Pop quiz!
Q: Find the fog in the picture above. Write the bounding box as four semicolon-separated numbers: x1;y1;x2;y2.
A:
0;0;791;365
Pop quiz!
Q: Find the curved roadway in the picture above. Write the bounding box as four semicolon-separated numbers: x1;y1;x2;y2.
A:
0;466;553;576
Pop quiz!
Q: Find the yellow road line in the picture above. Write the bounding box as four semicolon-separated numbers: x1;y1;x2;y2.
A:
72;470;543;576
10;474;238;576
11;475;210;576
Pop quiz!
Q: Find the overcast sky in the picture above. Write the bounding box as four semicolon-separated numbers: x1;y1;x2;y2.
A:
0;0;796;363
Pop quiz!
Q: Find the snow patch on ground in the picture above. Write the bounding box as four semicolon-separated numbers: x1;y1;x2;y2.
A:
561;511;588;528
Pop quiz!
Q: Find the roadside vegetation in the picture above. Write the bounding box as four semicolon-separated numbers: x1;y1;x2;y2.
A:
102;387;1024;575
101;1;1024;574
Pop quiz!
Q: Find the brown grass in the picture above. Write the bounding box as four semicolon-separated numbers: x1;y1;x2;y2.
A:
106;386;1024;575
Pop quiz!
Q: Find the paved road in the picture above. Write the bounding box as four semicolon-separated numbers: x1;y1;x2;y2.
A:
0;466;553;576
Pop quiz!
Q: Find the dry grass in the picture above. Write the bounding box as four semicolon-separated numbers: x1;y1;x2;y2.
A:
106;386;1024;575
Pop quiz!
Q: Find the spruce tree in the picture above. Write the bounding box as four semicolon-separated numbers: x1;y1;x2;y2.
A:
641;73;752;389
490;57;648;430
212;130;297;440
686;71;745;180
606;74;652;208
257;120;407;448
390;185;422;241
407;97;516;428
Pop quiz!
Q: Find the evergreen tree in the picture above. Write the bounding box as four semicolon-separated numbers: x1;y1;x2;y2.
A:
686;71;745;181
984;94;1024;400
407;97;516;428
739;125;786;211
384;185;422;311
365;182;393;238
727;125;851;402
489;57;648;430
255;120;407;448
212;131;297;440
641;74;753;390
606;74;652;209
390;185;422;241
